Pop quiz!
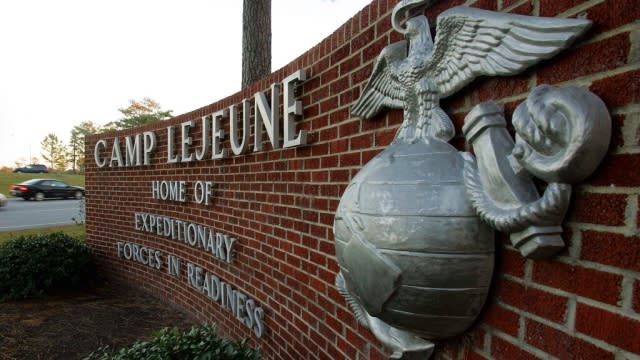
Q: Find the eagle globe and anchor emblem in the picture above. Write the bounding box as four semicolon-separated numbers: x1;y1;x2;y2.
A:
333;0;611;358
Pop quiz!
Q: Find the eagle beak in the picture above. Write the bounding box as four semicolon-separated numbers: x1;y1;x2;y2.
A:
391;0;439;34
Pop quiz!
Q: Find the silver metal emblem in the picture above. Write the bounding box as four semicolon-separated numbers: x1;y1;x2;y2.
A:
335;1;608;358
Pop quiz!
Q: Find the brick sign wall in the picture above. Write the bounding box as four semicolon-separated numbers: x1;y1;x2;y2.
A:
86;0;639;358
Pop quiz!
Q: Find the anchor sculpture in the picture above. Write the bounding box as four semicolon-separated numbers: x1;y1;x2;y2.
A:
333;0;610;358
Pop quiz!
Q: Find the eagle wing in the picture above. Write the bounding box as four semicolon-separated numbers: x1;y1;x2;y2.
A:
351;40;407;119
426;6;591;99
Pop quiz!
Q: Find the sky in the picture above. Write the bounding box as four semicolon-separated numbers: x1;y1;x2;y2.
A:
0;0;372;167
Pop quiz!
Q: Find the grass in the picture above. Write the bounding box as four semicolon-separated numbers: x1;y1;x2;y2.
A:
0;172;85;197
0;224;85;246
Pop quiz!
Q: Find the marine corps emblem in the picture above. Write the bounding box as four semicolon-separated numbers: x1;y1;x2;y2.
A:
334;0;610;358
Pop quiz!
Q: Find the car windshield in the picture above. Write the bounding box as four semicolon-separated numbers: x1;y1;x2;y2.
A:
20;179;43;185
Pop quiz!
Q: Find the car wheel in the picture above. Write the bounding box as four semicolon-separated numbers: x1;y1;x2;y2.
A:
15;170;22;173
74;191;83;200
35;192;45;201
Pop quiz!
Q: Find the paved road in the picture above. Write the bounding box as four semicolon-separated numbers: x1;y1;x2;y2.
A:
0;198;82;231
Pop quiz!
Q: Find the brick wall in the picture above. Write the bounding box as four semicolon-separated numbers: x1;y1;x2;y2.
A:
85;0;640;359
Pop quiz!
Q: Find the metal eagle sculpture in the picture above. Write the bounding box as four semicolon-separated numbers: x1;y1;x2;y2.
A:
335;1;603;359
352;1;590;141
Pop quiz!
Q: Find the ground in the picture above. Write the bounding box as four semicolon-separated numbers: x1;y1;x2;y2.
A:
0;281;196;360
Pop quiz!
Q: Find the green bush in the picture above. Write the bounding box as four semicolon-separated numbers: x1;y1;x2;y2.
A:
0;232;96;301
84;323;260;360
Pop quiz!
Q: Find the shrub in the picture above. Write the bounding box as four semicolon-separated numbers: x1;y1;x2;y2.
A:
84;323;260;360
0;232;96;301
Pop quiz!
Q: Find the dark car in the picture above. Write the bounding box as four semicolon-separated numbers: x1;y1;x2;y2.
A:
9;179;84;201
14;164;48;173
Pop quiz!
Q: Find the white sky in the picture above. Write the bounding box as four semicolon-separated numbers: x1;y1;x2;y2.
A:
0;0;372;167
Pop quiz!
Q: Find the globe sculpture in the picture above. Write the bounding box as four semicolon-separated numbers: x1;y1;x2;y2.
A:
334;137;495;341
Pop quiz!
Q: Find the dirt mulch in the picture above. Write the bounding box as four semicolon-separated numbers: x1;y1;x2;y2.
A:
0;281;197;360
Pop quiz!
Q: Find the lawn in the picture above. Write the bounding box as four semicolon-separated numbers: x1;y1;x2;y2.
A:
0;224;85;245
0;172;84;197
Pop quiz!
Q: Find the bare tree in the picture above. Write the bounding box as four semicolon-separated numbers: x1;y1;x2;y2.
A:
242;0;271;88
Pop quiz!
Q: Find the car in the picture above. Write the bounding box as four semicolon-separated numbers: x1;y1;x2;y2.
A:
9;179;84;201
14;164;49;173
0;193;6;207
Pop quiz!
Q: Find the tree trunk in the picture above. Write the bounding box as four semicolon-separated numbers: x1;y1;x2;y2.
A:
242;0;271;88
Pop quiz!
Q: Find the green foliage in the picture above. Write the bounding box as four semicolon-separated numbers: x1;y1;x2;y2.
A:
84;324;260;360
41;133;68;171
103;97;172;131
0;224;85;246
0;232;96;302
69;120;100;173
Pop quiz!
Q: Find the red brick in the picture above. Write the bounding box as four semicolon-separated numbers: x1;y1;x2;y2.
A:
329;138;348;154
339;119;360;137
502;0;522;9
496;279;569;323
463;352;490;360
610;114;624;149
375;128;396;147
387;110;403;126
470;0;497;11
350;133;373;150
330;76;350;95
537;33;630;85
340;88;359;106
525;319;614;360
590;69;640;109
500;247;526;278
570;192;627;227
351;26;375;53
321;66;339;85
352;65;373;87
330;169;350;182
470;327;487;350
320;155;338;168
427;0;465;23
329;108;350;125
340;152;361;167
319;96;339;114
586;0;639;34
330;43;351;65
589;154;640;187
471;71;530;104
491;336;543;360
507;1;533;15
540;0;586;17
581;231;640;272
533;261;622;305
360;114;387;131
479;303;520;337
362;149;381;163
576;302;640;353
362;36;389;66
633;280;640;315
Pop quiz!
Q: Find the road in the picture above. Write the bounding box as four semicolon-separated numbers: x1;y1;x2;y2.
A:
0;198;82;231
